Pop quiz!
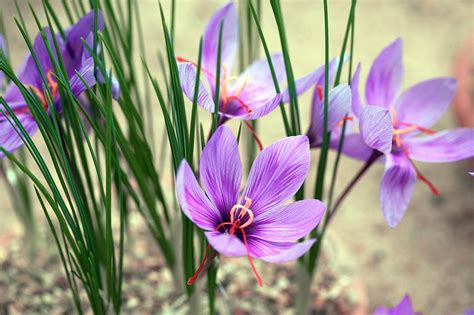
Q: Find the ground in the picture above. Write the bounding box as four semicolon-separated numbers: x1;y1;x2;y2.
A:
1;0;473;314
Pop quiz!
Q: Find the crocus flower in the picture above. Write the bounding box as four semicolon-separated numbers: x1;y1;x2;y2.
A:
177;2;325;123
0;13;101;158
342;38;474;227
373;295;422;315
0;34;7;90
176;125;325;286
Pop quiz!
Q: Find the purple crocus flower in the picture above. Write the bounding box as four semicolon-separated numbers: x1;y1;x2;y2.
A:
341;38;474;227
176;125;325;286
177;2;325;123
374;295;422;315
0;13;101;158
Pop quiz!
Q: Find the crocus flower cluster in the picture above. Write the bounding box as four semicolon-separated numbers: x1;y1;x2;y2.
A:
0;11;113;158
177;2;331;124
374;295;421;315
338;38;474;227
176;125;325;286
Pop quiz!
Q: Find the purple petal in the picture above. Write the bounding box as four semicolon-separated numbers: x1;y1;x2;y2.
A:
380;153;416;228
5;28;62;100
202;2;238;78
307;84;352;146
222;93;282;120
251;238;316;263
69;57;97;96
234;53;285;96
177;62;215;113
360;106;393;154
251;199;326;242
0;114;38;158
351;63;362;117
205;231;246;257
65;11;104;53
394;78;456;129
200;126;241;215
329;133;376;161
366;38;403;108
96;69;121;100
176;161;222;230
403;128;474;163
242;135;310;217
283;58;339;103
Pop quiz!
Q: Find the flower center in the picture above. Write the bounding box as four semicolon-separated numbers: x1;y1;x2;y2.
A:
216;197;263;287
186;197;263;287
176;57;252;114
390;108;436;148
14;70;58;115
390;108;440;196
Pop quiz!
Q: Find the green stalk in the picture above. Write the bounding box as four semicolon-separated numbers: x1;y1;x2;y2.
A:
270;0;300;135
247;0;291;136
308;0;330;275
327;0;357;211
212;21;224;133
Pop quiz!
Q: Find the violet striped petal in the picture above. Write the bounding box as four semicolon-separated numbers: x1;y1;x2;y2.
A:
252;199;326;241
69;57;97;97
205;231;246;257
223;93;282;120
242;135;310;217
329;133;376;162
178;62;215;113
351;63;362;118
365;38;403;108
394;78;456;129
403;128;474;163
231;53;285;97
308;84;352;145
283;58;339;103
360;106;393;154
380;153;416;228
202;2;238;78
248;238;316;263
200;126;241;215
0;114;38;158
373;295;420;315
176;161;222;231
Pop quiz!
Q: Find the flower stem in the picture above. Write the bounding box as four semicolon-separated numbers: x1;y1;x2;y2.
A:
308;150;380;274
326;150;381;225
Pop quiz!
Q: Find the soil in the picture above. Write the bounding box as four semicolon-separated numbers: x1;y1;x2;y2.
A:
0;217;366;315
1;0;473;314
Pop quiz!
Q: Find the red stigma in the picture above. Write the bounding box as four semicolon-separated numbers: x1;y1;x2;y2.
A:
404;149;441;196
316;84;323;100
416;169;441;196
244;120;264;151
187;244;216;285
213;200;263;287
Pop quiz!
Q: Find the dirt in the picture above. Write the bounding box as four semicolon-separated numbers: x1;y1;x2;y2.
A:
1;0;473;314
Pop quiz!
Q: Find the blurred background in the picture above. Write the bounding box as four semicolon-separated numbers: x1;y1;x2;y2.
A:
1;0;473;313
